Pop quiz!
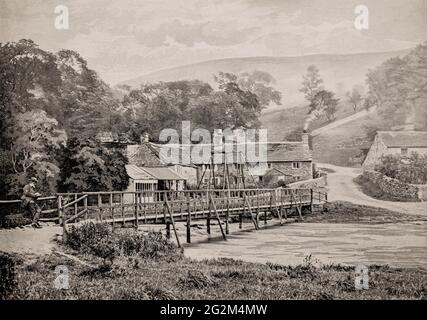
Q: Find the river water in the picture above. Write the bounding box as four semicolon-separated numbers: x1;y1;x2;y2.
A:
183;221;427;268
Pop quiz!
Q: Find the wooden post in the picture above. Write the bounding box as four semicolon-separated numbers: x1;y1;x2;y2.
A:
310;189;314;214
120;193;125;226
244;193;259;230
206;191;211;235
225;194;230;235
186;193;191;243
58;196;67;243
164;197;181;247
278;205;283;225
84;195;88;221
209;193;226;240
98;194;102;222
134;193;139;229
74;194;78;217
166;221;171;239
110;193;115;229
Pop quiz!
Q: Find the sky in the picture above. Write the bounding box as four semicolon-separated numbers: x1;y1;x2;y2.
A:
1;0;426;85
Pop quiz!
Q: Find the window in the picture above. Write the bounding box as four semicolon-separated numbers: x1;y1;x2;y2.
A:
401;148;408;156
267;163;272;169
135;182;154;192
292;162;301;169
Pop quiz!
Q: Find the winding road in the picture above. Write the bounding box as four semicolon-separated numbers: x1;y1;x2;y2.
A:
318;163;427;216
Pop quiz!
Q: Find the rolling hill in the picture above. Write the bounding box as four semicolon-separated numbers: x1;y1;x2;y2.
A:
119;49;411;110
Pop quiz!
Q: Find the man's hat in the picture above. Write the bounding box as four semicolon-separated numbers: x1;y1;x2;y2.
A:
30;177;38;183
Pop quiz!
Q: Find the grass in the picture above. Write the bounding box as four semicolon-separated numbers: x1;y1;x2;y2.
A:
4;251;426;300
304;201;427;224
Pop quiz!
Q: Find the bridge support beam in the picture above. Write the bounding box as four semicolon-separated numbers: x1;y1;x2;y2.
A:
166;221;171;240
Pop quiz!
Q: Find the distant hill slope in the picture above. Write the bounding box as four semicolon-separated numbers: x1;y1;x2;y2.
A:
119;49;411;109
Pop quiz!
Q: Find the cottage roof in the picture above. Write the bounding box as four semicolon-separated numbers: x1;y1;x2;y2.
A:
150;141;312;163
143;167;187;180
125;165;156;180
267;142;312;162
378;131;427;148
127;144;164;166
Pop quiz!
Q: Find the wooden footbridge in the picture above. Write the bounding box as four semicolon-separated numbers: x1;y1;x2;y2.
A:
1;188;327;247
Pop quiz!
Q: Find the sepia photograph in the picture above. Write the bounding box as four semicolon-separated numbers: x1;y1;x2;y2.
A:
0;0;426;310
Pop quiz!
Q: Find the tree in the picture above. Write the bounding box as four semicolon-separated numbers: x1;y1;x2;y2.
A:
366;43;427;129
346;85;364;112
237;71;282;108
300;65;324;103
214;72;264;129
6;110;66;195
309;90;339;121
56;49;121;138
58;138;129;192
0;39;62;149
120;80;213;141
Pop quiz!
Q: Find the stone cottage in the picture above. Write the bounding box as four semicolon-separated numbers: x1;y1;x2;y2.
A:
362;130;427;170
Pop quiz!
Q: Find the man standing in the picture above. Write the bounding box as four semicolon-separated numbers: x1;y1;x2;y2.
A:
21;177;42;228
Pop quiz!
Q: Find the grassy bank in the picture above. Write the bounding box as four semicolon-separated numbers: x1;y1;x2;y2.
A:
4;251;426;300
304;201;427;224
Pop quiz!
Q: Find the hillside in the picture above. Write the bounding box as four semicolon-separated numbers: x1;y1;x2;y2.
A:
119;49;411;110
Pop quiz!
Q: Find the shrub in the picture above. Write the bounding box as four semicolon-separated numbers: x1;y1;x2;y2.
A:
65;222;182;264
376;153;427;184
0;214;31;229
0;252;21;299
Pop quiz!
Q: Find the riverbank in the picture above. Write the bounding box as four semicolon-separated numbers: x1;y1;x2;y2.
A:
4;251;426;300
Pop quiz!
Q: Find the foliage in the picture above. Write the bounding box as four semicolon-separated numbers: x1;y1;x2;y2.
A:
119;72;280;140
300;65;324;102
6;109;67;195
375;153;427;184
308;90;339;121
0;40;121;197
237;70;282;108
58;138;129;192
366;43;427;129
66;222;182;264
0;214;32;229
346;85;364;112
0;252;21;300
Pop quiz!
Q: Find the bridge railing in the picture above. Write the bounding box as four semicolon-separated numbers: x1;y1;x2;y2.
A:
0;188;327;225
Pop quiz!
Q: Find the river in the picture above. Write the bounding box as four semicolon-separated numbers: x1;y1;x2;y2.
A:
183;221;427;268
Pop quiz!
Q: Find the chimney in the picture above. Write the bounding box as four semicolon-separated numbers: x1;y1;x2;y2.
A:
140;132;149;144
302;130;312;150
302;131;309;145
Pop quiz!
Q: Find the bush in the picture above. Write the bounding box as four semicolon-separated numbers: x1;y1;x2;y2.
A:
65;222;182;264
0;252;21;299
376;153;427;184
0;214;32;229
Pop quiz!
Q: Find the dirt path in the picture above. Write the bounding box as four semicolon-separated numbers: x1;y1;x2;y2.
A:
318;163;427;216
0;224;61;258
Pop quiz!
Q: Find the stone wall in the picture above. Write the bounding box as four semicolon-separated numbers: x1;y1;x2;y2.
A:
361;170;426;201
287;175;327;191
